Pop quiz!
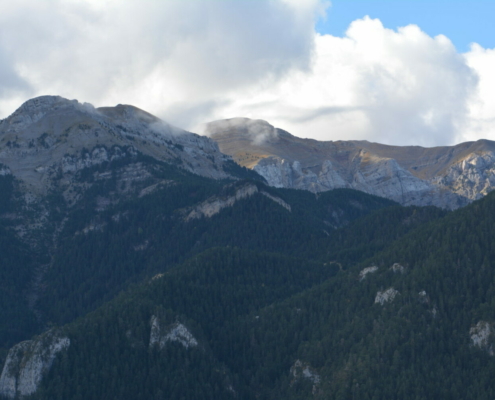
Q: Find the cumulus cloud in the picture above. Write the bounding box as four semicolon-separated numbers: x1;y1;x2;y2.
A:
0;0;322;122
464;44;495;142
0;1;494;147
212;17;485;146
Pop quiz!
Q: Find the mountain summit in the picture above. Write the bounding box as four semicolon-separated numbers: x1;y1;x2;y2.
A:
207;117;495;209
0;96;234;196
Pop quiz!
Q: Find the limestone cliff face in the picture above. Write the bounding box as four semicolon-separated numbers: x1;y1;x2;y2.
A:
208;118;495;209
0;96;232;197
439;152;495;201
0;330;70;399
183;182;291;221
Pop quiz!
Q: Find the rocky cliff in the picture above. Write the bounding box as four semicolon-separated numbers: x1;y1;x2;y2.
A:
207;118;495;209
0;330;69;399
0;96;233;197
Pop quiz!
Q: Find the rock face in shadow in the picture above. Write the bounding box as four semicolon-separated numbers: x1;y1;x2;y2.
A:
0;330;70;399
207;118;495;209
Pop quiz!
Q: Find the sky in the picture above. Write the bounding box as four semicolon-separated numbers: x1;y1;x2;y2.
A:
0;0;494;147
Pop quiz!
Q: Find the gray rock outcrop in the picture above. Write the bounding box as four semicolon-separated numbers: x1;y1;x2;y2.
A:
0;330;70;399
391;263;405;274
184;183;290;221
149;316;198;349
359;266;378;281
0;96;233;197
290;360;320;394
375;288;399;305
208;118;495;209
470;321;494;355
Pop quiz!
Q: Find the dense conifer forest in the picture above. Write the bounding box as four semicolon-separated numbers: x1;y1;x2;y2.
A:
1;156;495;399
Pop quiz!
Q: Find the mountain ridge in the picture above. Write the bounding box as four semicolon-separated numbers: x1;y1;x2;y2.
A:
0;96;236;197
2;96;495;399
207;117;495;209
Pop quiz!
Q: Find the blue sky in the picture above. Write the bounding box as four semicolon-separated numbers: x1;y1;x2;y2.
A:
317;0;495;52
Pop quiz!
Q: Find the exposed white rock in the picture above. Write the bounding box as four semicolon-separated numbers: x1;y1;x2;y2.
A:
260;190;291;211
151;273;164;281
418;290;429;304
359;266;378;281
185;183;290;221
253;157;296;189
470;321;494;355
209;118;495;209
439;152;495;201
60;146;113;173
0;330;70;399
186;184;258;220
0;96;87;133
138;181;174;198
0;96;234;200
290;360;320;394
0;165;11;176
251;153;464;208
149;316;198;349
375;288;399;305
391;263;405;274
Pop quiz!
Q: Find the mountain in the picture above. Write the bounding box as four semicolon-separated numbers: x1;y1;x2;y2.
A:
2;96;495;399
3;189;495;400
0;96;245;196
207;117;495;209
0;96;398;399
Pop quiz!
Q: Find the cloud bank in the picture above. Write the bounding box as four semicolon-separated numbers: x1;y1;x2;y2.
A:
0;0;494;146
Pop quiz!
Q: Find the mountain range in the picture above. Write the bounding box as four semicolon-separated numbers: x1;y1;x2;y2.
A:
1;96;495;399
208;117;495;209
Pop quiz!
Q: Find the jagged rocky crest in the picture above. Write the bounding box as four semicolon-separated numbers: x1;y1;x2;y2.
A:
0;95;233;196
207;118;495;209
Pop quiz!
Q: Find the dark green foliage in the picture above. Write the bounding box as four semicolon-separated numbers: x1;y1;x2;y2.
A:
0;174;41;358
324;205;447;267
37;168;395;326
30;189;495;399
33;248;337;400
0;174;13;213
0;224;40;362
6;154;495;400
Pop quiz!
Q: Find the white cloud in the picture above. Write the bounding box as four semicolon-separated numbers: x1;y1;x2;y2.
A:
0;1;494;147
463;44;495;142
212;17;485;146
0;0;323;122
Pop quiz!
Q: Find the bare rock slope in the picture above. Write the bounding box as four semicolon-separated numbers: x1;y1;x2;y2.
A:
0;96;232;197
207;118;495;209
0;330;69;399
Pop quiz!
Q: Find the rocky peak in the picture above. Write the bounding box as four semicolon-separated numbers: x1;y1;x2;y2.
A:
1;96;94;133
206;117;282;146
208;117;495;209
0;96;234;197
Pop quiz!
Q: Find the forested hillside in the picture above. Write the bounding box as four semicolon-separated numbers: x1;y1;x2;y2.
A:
26;191;495;400
2;142;495;399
